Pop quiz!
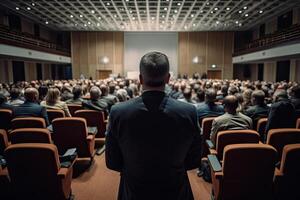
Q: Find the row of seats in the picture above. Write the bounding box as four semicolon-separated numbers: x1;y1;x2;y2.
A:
199;115;300;199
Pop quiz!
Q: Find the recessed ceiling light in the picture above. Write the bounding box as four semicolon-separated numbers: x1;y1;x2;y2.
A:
164;7;167;11
245;13;249;17
45;21;49;24
98;16;101;20
91;10;95;14
162;15;165;18
87;21;91;25
129;10;133;14
31;3;35;6
162;21;165;24
126;0;129;2
97;23;100;26
84;24;87;27
79;15;83;18
259;10;264;14
226;7;230;11
239;23;242;26
184;25;188;30
151;17;155;20
200;10;204;13
174;10;178;13
74;23;77;26
216;21;220;24
132;17;136;20
27;7;31;10
191;14;194;18
235;20;239;24
243;6;247;10
210;11;214;14
114;14;117;18
214;8;218;11
70;15;73;18
106;2;110;6
238;10;242;14
15;7;19;10
177;3;181;6
206;2;210;5
193;23;196;27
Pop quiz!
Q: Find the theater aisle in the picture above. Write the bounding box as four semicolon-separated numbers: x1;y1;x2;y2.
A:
72;154;211;200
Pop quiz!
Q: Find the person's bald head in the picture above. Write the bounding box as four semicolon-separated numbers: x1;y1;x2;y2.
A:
90;86;101;100
24;87;39;102
223;95;238;114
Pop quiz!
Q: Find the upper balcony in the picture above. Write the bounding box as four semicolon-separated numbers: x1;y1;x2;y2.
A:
234;24;300;56
0;24;71;57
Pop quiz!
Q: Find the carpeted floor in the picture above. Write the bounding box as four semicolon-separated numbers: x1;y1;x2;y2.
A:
72;154;212;200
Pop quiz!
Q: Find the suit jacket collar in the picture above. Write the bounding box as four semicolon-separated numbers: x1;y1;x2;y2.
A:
141;90;167;112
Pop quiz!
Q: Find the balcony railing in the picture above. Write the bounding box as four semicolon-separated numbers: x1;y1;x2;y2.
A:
0;25;70;57
234;24;300;56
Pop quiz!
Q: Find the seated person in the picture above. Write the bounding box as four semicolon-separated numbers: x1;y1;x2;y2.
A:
82;86;108;115
41;87;71;117
60;84;73;101
210;95;252;145
265;90;296;134
100;84;117;112
116;89;128;102
178;88;196;104
13;88;50;126
290;85;300;117
8;88;24;106
0;93;13;110
196;89;224;125
66;85;84;105
244;90;269;128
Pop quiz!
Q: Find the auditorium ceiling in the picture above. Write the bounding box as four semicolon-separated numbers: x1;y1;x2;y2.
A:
1;0;299;31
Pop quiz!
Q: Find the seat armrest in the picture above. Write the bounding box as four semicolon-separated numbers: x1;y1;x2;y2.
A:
208;154;222;172
87;126;98;135
87;134;95;141
206;140;215;149
104;120;108;124
209;148;217;155
274;168;283;177
58;167;71;178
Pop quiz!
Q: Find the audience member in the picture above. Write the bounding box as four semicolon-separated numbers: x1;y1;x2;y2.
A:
265;90;296;134
0;93;13;110
8;88;24;106
82;86;108;114
179;88;196;104
40;87;71;117
13;87;49;126
66;85;84;105
210;95;252;145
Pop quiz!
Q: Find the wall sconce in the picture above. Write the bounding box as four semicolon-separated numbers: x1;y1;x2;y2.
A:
192;56;203;64
100;56;110;65
211;64;217;68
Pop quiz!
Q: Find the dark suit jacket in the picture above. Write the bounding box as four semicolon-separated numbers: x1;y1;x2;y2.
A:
243;104;270;129
82;99;108;116
13;101;50;126
265;99;296;134
106;90;201;200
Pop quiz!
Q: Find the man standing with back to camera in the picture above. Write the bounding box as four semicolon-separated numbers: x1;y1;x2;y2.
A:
106;52;202;200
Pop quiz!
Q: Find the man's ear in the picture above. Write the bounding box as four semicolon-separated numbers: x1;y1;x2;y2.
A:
139;74;144;84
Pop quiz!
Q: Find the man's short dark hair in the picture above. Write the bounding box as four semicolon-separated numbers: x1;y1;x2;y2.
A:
291;85;300;98
205;89;216;104
252;90;265;106
10;88;21;99
223;95;239;113
72;85;82;99
139;52;169;87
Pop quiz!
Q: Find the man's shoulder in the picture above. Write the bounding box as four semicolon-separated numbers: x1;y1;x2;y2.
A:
238;112;252;121
167;97;196;112
111;97;141;112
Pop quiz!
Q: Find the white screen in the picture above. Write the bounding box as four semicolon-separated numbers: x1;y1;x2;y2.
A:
124;32;178;77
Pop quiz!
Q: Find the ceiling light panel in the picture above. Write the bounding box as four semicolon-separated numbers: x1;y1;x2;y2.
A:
1;0;299;31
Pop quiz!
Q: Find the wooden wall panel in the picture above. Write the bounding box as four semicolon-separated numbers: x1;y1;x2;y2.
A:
178;31;233;79
71;32;124;79
264;62;276;82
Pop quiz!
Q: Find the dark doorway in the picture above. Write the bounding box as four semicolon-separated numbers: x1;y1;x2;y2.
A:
276;61;290;82
278;10;293;31
34;24;40;38
259;24;265;38
8;14;21;32
51;64;57;80
258;64;264;81
36;63;42;80
12;61;25;82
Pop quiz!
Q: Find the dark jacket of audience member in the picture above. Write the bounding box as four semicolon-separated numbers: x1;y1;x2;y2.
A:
13;88;50;126
265;90;296;134
8;88;24;106
0;93;13;110
66;85;84;105
82;86;108;115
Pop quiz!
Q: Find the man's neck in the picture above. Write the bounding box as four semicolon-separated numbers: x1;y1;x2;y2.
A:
142;85;165;92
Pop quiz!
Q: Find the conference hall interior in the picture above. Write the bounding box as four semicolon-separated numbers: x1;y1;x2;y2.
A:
0;0;300;199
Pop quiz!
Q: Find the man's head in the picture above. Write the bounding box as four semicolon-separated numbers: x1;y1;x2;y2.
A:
0;93;7;105
273;90;288;102
90;86;101;100
100;84;108;96
183;88;192;100
205;89;217;104
223;95;239;114
251;90;265;106
24;87;39;102
10;88;21;100
139;52;170;89
291;85;300;99
72;85;82;99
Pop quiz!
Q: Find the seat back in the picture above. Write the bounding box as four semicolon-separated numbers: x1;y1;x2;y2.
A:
216;130;260;160
201;117;215;158
296;118;300;129
221;144;277;199
74;110;106;138
67;104;82;116
11;117;46;130
0;129;8;155
276;144;300;199
256;118;268;140
47;109;65;123
10;128;52;144
4;143;65;200
266;128;300;161
52;117;89;157
0;109;12;130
